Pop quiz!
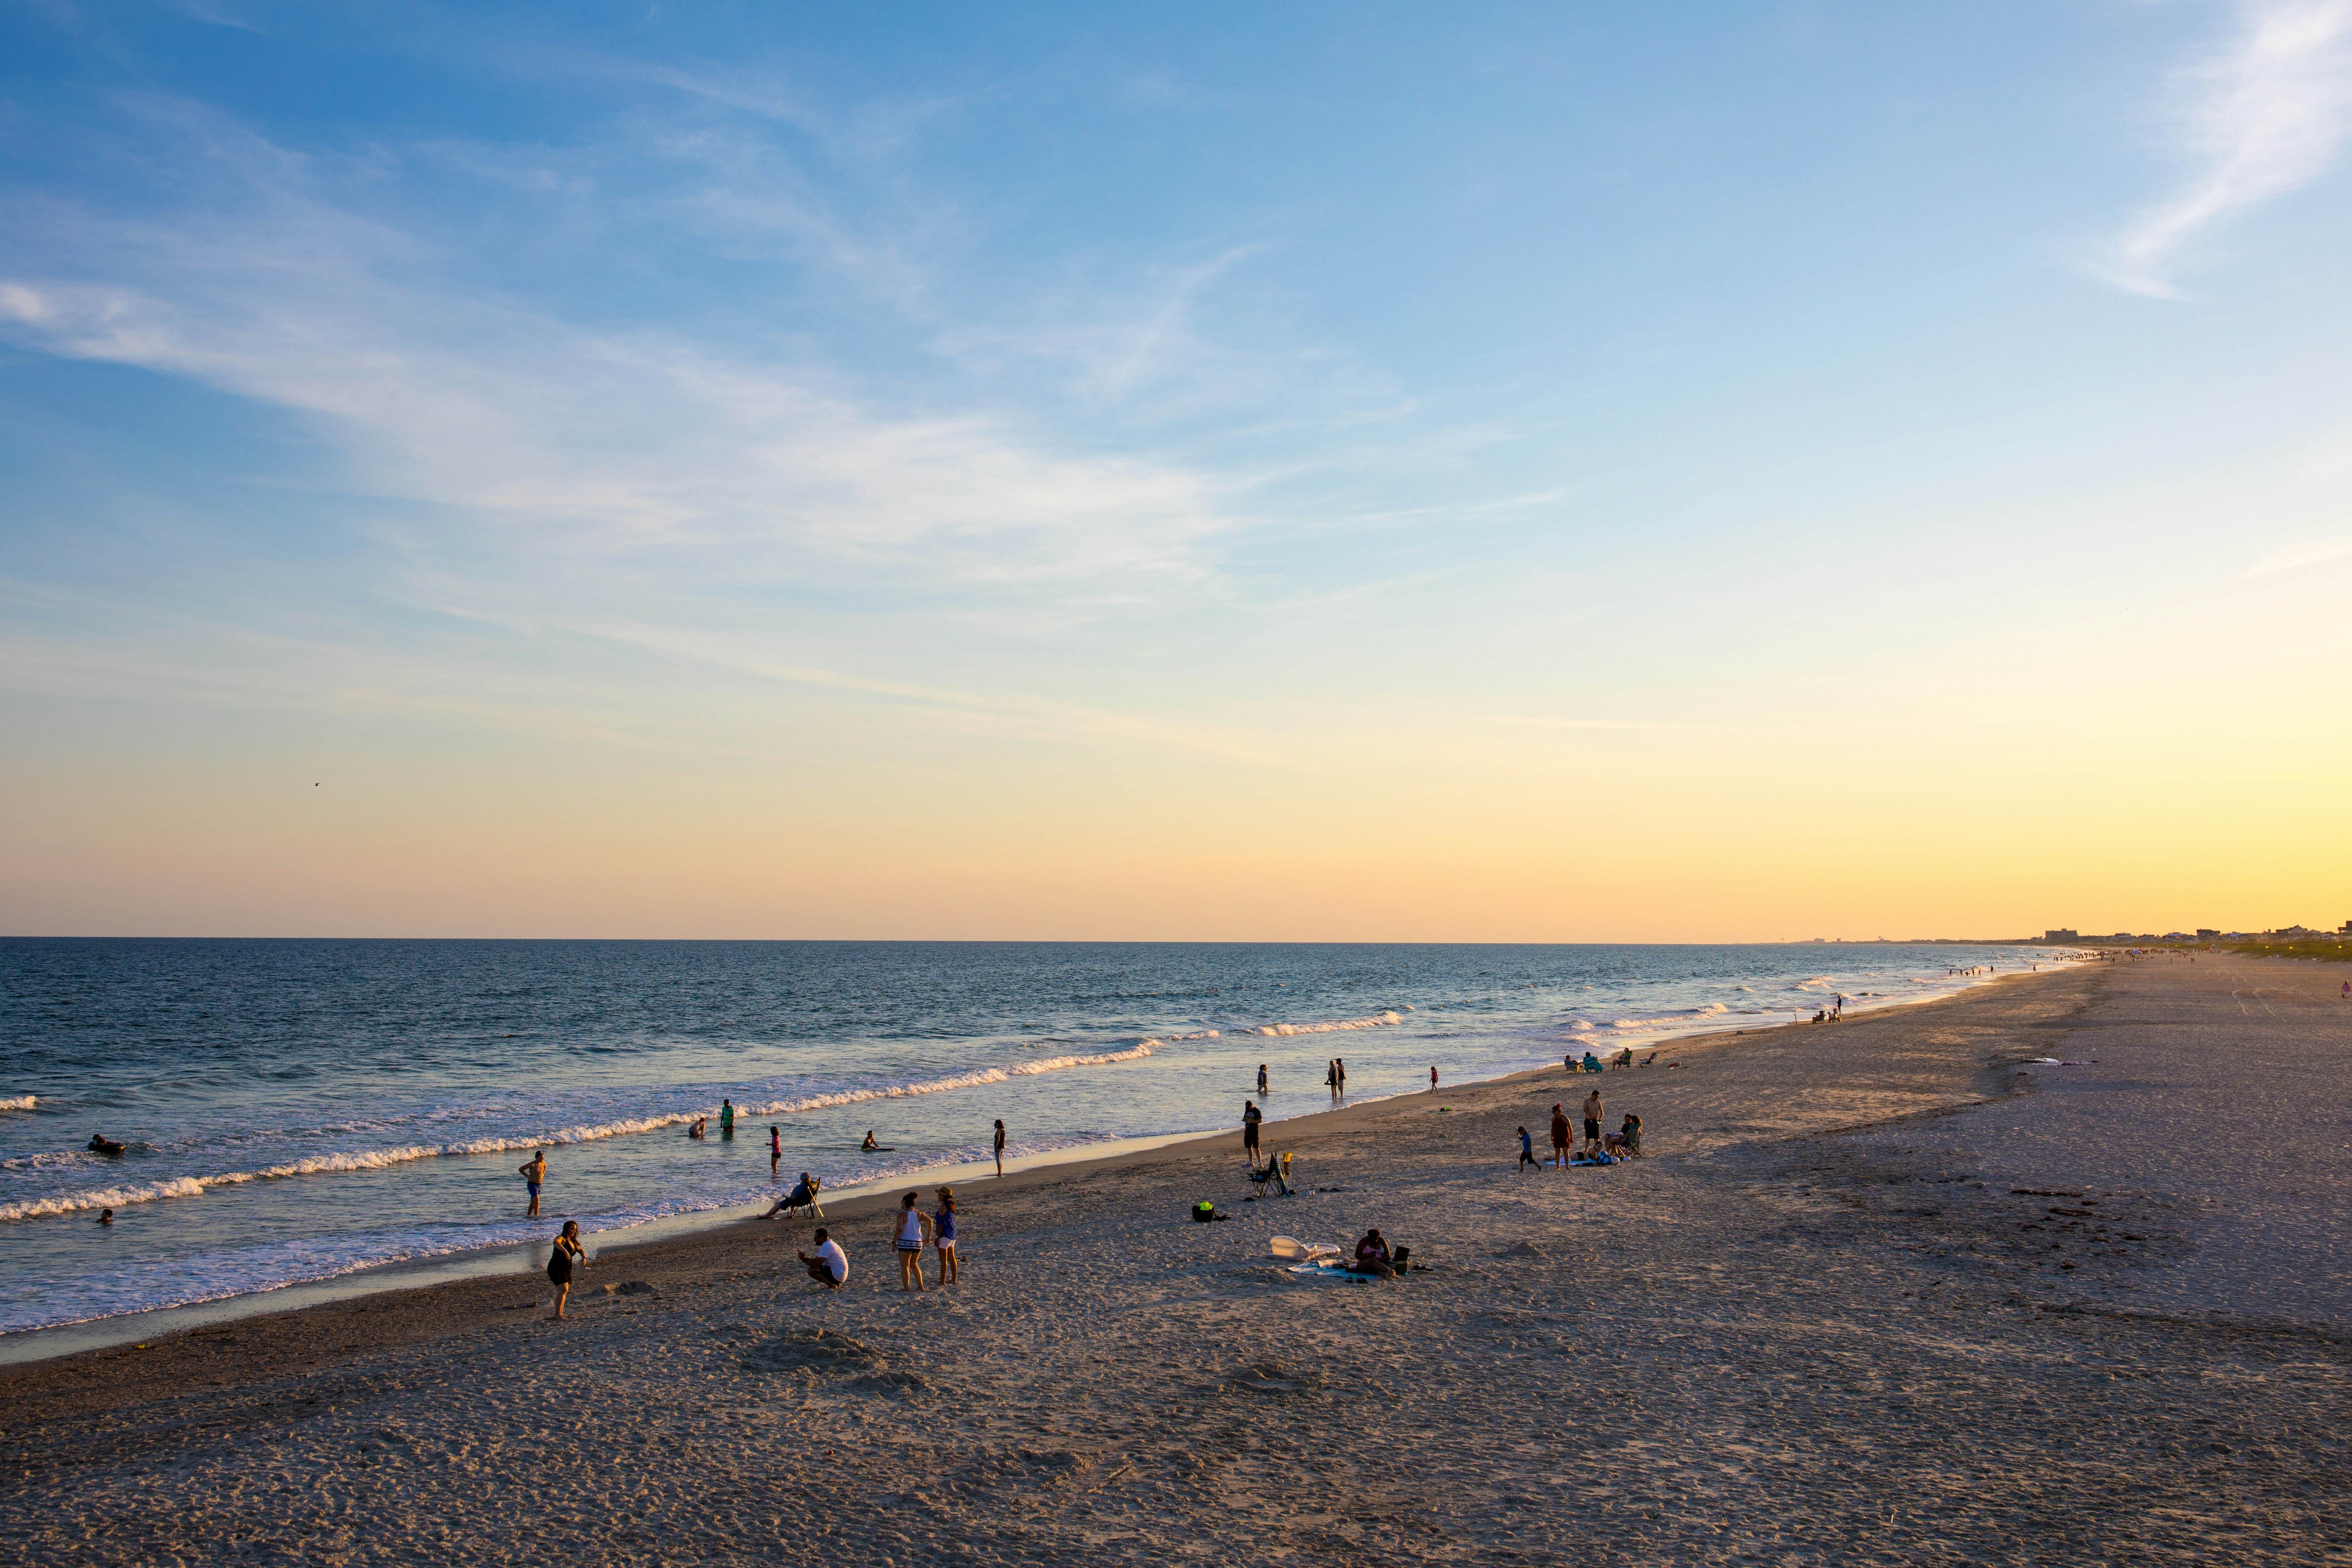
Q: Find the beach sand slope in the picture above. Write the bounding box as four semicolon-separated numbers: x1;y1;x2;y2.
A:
2;956;2345;1565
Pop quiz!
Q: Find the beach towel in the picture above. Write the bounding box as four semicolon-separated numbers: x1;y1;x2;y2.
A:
1286;1259;1378;1284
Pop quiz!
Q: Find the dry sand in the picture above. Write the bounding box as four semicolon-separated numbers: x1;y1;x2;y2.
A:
3;954;2346;1565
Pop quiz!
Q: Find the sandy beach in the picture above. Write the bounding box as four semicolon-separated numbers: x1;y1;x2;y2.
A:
4;952;2345;1565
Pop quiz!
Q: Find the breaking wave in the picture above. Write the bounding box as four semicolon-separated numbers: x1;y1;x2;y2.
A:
0;1043;1161;1223
1252;1011;1403;1037
0;1095;35;1112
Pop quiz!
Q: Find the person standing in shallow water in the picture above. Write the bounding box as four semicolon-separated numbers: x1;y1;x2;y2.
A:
768;1125;782;1176
547;1220;587;1320
993;1119;1007;1177
519;1150;547;1219
720;1099;736;1138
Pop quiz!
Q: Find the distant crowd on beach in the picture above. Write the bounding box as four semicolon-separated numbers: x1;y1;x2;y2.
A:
518;1044;1664;1320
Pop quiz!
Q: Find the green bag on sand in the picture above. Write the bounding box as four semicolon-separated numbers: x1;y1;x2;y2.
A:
1193;1201;1217;1223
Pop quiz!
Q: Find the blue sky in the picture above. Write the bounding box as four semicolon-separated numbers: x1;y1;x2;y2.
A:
3;2;2349;938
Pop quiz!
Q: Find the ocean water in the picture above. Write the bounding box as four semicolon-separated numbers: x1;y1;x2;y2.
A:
0;939;2051;1335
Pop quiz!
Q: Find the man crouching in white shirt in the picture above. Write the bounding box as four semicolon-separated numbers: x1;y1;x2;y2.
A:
799;1227;848;1289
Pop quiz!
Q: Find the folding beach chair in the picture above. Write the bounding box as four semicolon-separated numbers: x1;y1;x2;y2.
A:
780;1173;824;1220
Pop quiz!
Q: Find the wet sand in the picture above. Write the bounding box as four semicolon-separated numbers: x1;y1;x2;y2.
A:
3;954;2345;1565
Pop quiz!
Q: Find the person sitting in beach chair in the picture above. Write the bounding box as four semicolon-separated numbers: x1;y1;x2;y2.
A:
762;1172;824;1221
1581;1053;1603;1074
1615;1047;1635;1069
1604;1113;1644;1159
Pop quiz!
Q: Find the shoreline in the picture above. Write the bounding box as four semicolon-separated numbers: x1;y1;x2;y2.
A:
0;964;2047;1367
10;954;2342;1564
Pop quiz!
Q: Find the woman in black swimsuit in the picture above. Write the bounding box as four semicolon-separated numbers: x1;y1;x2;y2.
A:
547;1220;587;1320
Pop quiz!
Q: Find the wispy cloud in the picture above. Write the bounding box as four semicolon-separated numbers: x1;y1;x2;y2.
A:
0;100;1241;598
2101;0;2352;297
2240;534;2352;575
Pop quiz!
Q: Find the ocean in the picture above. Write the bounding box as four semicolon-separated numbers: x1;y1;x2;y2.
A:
0;939;2050;1336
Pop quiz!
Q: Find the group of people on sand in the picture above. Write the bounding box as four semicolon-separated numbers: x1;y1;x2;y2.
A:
1520;1089;1642;1169
783;1187;960;1294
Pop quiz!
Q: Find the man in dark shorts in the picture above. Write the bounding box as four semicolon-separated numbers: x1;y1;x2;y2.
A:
993;1119;1007;1177
1242;1100;1263;1162
1549;1104;1570;1168
1583;1089;1604;1157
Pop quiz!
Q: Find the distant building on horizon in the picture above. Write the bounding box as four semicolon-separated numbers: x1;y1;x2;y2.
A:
2044;929;2078;942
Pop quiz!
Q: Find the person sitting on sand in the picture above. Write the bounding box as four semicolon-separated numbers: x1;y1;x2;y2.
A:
799;1227;847;1288
547;1220;587;1320
861;1130;879;1152
1351;1229;1395;1279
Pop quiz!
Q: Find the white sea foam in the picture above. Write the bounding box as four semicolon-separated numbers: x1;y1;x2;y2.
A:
0;1095;35;1111
0;1043;1163;1222
0;1176;207;1221
1253;1011;1402;1037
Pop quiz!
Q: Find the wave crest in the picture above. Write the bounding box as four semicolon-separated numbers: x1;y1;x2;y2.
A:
1254;1011;1402;1037
0;1042;1162;1222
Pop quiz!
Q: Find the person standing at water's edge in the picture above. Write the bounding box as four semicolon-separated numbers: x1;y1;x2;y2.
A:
519;1150;547;1218
1257;1063;1269;1096
993;1119;1007;1177
768;1125;781;1176
1430;1065;1439;1092
547;1220;587;1320
892;1191;933;1292
1336;1058;1346;1095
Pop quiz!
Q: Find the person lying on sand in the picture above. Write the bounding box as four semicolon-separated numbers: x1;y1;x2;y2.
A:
799;1227;848;1288
1351;1229;1395;1278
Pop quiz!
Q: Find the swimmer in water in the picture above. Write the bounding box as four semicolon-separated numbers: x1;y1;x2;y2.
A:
687;1116;707;1139
97;1207;114;1225
861;1131;879;1152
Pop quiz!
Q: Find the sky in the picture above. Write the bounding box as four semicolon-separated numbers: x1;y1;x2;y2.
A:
2;1;2349;941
